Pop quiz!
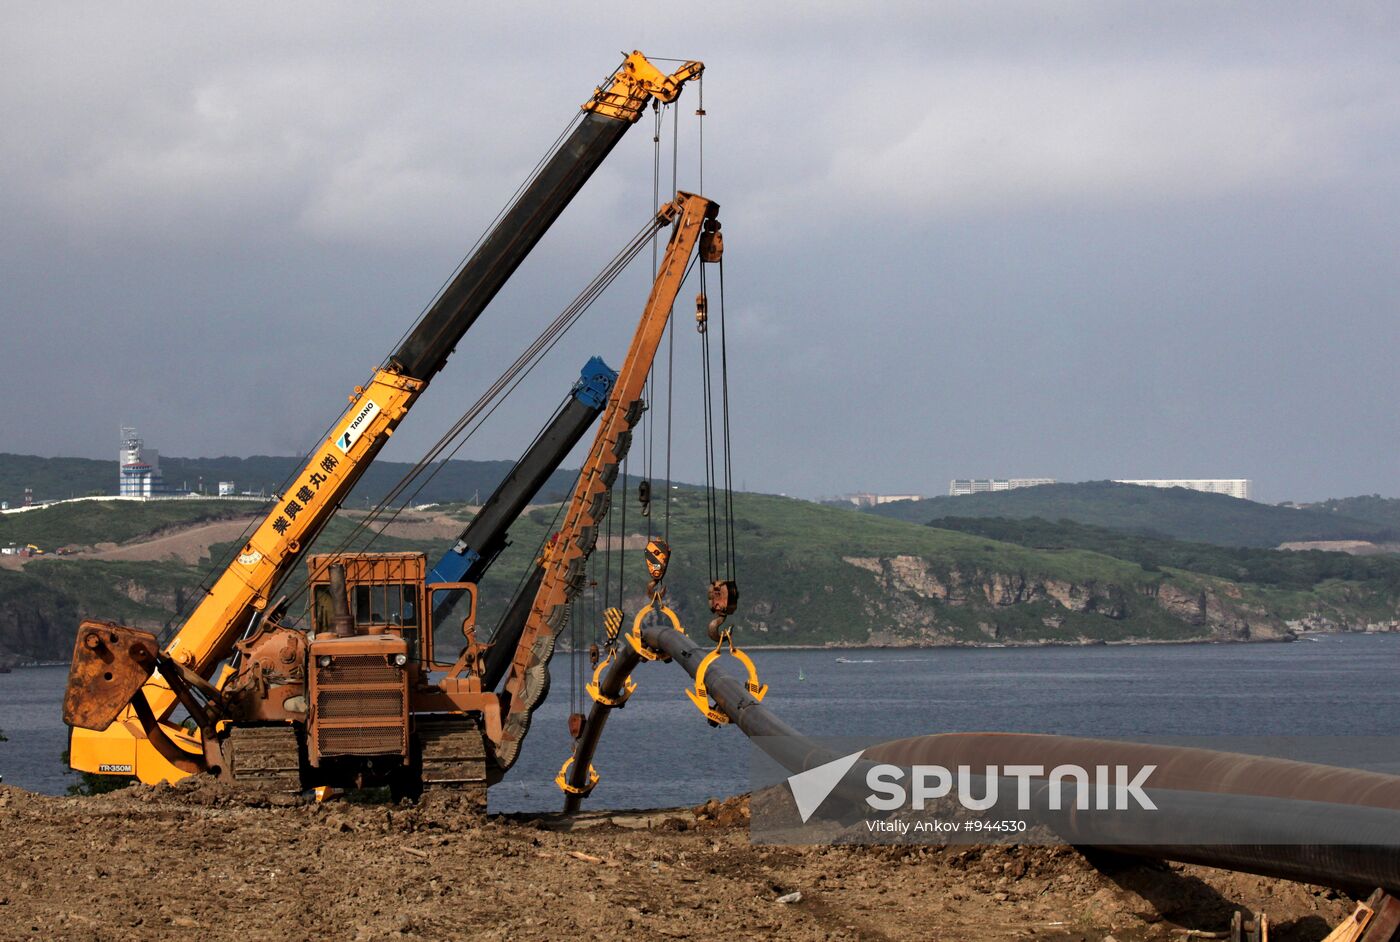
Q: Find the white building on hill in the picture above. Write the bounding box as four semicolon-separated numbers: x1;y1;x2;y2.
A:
118;427;162;498
949;478;1055;496
843;492;925;507
1114;479;1253;500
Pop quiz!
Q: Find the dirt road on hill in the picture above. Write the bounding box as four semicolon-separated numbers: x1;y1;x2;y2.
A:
75;515;264;564
0;785;1359;941
340;509;471;543
44;508;471;567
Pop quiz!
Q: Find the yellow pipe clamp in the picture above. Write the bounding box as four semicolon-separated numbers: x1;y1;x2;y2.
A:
625;601;684;661
586;648;637;707
555;756;600;797
685;630;768;725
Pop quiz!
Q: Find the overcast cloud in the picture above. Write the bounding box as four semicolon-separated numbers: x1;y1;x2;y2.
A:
2;2;1397;502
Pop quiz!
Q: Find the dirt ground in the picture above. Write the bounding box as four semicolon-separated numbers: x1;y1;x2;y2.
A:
0;785;1361;942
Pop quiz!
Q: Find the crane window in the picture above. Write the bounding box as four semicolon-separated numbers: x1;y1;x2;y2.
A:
353;583;421;660
353;584;418;628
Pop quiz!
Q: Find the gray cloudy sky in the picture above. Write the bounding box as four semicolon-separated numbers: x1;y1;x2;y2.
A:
2;3;1397;502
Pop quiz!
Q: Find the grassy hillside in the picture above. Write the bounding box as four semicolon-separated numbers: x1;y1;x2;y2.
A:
0;453;578;509
0;499;264;551
0;455;117;505
865;482;1398;548
3;489;1398;662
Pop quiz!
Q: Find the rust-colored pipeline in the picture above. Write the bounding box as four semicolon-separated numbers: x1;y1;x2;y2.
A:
622;622;1400;893
863;733;1400;813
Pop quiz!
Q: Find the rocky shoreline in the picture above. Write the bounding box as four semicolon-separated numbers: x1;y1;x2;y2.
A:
746;625;1399;652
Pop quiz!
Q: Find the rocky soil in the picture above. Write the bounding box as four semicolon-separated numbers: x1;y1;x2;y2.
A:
0;785;1363;941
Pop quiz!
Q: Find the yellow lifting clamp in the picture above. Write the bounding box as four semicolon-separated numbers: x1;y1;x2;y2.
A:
625;601;685;661
685;629;768;726
554;756;599;797
586;648;637;707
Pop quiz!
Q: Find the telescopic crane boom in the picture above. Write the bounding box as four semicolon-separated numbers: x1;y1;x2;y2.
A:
64;52;703;786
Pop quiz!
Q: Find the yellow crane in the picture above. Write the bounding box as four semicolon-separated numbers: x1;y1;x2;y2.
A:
63;52;704;790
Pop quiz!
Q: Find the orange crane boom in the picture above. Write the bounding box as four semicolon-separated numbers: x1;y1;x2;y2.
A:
491;191;721;769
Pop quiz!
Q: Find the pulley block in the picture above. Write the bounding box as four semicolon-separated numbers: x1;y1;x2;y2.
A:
699;217;723;263
645;538;671;582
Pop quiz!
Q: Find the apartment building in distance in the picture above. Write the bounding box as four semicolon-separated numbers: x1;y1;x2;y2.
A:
948;478;1056;496
1114;479;1253;500
843;492;925;507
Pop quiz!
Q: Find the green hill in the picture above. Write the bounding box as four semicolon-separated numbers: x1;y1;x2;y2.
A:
864;482;1398;548
0;453;578;510
4;490;1398;663
0;499;262;551
1308;495;1400;531
929;516;1400;590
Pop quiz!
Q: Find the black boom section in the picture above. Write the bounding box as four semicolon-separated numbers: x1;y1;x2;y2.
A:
427;358;614;628
482;566;546;692
391;112;633;382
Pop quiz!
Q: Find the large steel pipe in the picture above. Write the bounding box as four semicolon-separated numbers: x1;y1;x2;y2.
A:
561;645;642;813
608;624;1400;892
864;734;1400;812
562;622;844;813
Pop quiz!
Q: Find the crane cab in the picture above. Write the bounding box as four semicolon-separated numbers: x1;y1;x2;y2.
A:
305;552;478;672
303;553;487;786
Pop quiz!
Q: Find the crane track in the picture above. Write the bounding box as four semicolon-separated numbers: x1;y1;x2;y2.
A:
226;725;304;793
417;715;487;810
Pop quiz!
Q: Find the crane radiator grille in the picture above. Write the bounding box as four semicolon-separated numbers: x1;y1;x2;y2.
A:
318;725;404;756
319;655;399;685
318;687;402;718
312;655;407;758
